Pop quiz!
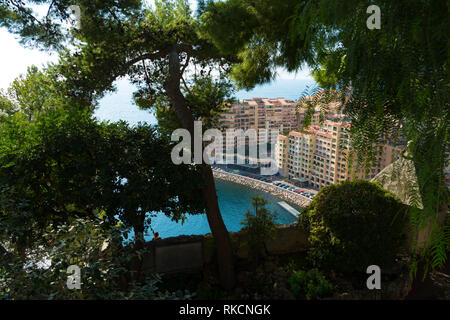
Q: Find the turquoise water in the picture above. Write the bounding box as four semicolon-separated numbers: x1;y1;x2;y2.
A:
146;179;299;239
94;78;313;238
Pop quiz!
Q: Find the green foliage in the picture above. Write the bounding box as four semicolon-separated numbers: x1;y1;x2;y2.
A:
238;266;279;300
2;0;237;149
300;181;409;273
0;0;142;49
1;0;240;289
0;217;179;300
196;281;229;300
0;104;206;298
0;92;16;120
0;108;206;249
184;77;234;128
1;66;59;118
297;86;342;130
289;269;333;300
279;253;310;273
201;0;303;90
203;0;449;273
149;76;234;137
240;196;277;264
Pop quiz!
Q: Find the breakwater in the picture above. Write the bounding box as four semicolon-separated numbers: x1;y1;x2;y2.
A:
212;170;311;208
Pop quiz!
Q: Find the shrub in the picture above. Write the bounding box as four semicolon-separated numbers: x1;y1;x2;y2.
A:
0;109;206;299
0;108;206;247
300;180;409;273
240;196;277;264
0;217;155;300
196;281;228;300
289;269;333;300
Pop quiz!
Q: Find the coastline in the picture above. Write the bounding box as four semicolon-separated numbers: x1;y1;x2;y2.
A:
212;170;311;208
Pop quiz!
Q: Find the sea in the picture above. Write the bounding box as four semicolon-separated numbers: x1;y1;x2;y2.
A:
93;78;317;126
94;77;317;238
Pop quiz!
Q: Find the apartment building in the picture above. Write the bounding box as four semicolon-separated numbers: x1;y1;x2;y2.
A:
276;134;289;176
220;97;297;136
219;98;298;164
276;119;403;189
218;96;404;184
296;99;343;129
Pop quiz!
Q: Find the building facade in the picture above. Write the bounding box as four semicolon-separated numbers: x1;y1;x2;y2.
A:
276;118;404;189
219;98;298;165
217;96;404;186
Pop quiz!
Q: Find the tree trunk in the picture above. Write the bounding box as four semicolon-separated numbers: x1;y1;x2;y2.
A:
130;214;146;282
164;46;236;289
200;163;236;289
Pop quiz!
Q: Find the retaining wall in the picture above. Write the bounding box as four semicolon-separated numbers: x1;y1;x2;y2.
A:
139;223;309;275
213;170;312;208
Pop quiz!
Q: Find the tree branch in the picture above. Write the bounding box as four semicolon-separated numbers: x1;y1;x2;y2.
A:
164;45;195;134
122;49;170;71
142;60;151;85
181;54;191;76
181;75;192;95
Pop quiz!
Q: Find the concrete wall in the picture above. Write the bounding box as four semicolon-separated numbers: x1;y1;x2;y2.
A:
139;223;309;275
213;170;312;207
140;235;205;275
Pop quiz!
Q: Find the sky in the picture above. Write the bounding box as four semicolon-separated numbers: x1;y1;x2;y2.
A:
0;29;58;89
0;27;312;90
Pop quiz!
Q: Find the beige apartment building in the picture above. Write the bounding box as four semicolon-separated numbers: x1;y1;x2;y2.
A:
218;96;403;184
220;98;298;130
276;119;403;189
219;98;298;164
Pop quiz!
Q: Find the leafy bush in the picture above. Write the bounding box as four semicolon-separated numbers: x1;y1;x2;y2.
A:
0;108;206;247
0;109;208;299
240;196;277;264
280;253;310;273
0;216;194;300
196;281;229;300
1;217;134;299
300;180;409;273
289;269;333;300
